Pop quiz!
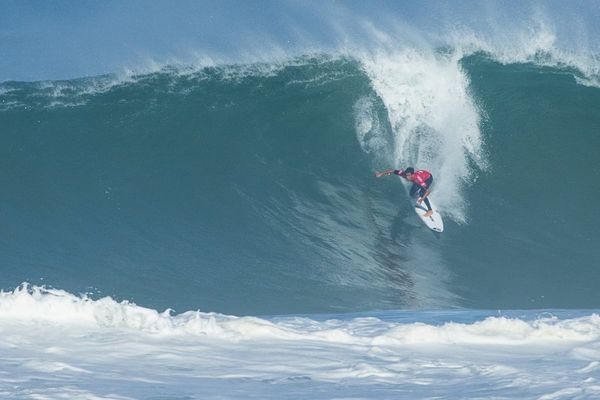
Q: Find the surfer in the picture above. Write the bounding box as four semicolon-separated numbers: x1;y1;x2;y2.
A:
375;167;434;217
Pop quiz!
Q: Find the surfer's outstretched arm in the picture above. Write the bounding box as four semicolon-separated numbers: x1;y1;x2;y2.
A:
375;169;405;178
375;169;394;178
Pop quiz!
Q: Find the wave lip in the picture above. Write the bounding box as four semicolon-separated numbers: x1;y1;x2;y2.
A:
445;19;600;88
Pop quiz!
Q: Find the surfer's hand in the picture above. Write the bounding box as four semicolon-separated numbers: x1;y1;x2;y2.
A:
417;197;423;204
375;169;393;178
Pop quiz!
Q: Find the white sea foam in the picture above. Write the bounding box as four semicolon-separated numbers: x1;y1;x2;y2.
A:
353;94;391;159
357;48;486;223
1;285;600;399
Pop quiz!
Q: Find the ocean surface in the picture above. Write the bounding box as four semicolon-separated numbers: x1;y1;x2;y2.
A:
1;3;600;398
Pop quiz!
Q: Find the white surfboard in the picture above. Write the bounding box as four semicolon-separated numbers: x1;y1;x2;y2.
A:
413;196;444;233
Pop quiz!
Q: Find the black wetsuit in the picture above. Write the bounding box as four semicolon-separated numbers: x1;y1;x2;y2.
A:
410;177;433;211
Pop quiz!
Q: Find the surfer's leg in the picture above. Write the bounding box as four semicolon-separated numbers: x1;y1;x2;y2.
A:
421;189;434;217
423;196;432;211
418;187;432;211
423;176;434;210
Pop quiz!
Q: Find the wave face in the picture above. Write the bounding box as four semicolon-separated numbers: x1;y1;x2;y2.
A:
1;53;599;314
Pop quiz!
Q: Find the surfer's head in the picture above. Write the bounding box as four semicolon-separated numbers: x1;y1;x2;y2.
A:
404;167;414;178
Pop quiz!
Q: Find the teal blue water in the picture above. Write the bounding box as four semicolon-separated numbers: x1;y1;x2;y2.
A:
1;55;599;314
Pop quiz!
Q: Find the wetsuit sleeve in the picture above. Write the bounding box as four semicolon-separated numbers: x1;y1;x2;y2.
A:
393;169;405;177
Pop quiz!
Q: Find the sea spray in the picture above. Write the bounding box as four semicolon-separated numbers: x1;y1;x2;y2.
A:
359;49;486;223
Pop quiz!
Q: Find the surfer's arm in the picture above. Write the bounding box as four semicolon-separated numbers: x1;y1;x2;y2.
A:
375;169;405;178
375;169;395;178
418;188;431;203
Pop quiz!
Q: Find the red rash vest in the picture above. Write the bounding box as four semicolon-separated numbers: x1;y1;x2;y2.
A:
394;169;432;188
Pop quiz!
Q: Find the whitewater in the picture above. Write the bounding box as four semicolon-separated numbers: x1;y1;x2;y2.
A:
2;1;600;399
2;286;600;399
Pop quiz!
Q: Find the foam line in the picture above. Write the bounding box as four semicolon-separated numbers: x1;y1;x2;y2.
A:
2;285;600;345
2;285;600;398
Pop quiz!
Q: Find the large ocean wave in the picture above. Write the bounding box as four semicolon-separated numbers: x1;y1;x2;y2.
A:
2;3;600;398
1;47;599;314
